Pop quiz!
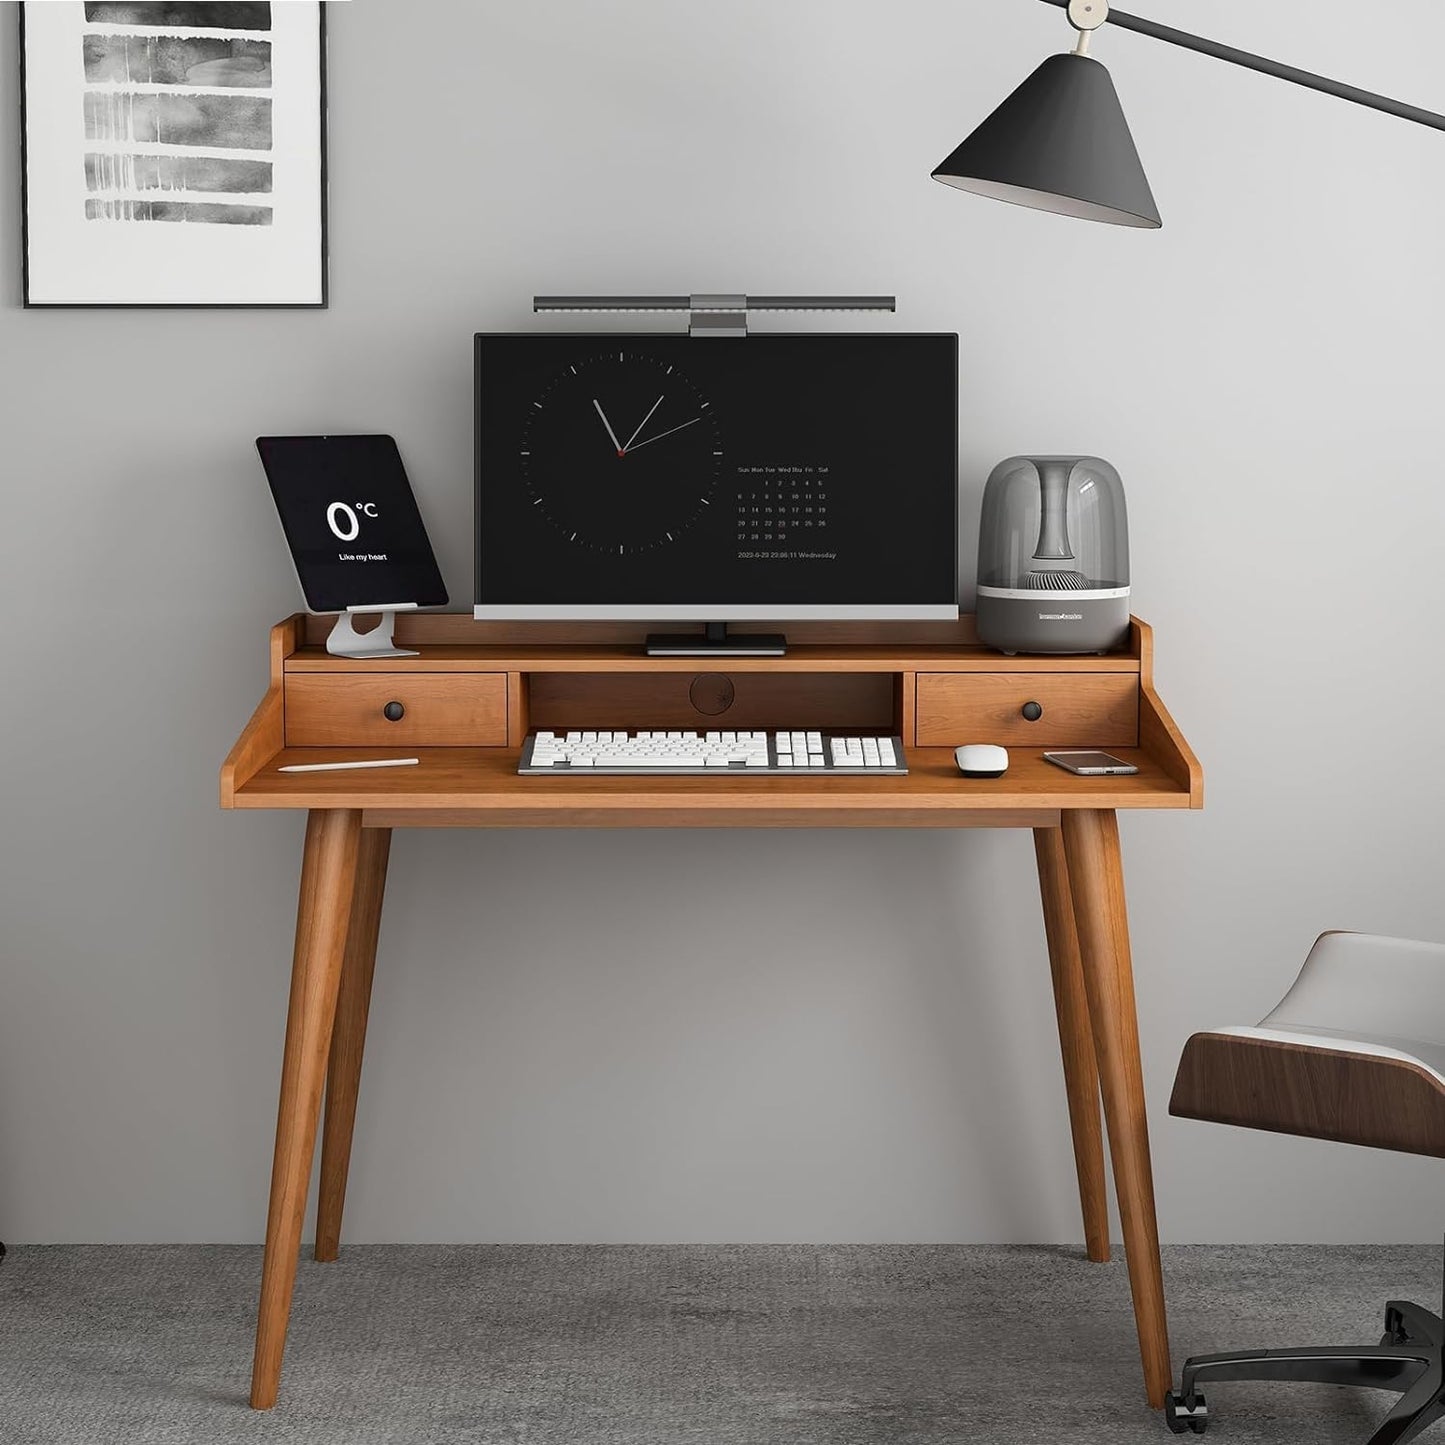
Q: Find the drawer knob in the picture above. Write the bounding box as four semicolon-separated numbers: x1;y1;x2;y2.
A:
1021;700;1043;722
382;701;406;722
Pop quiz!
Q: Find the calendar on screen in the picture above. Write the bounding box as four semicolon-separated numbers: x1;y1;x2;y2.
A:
735;465;830;555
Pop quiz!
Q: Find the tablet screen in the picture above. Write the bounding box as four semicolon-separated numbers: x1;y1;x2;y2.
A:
257;434;449;613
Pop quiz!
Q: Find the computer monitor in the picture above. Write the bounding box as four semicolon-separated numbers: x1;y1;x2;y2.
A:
474;333;959;652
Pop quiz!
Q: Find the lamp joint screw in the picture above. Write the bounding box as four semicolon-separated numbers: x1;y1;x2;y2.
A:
1067;0;1108;31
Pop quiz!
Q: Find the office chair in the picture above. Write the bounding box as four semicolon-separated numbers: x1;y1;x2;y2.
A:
1163;932;1445;1443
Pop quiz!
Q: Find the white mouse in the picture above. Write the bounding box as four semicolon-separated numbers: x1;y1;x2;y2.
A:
955;744;1009;778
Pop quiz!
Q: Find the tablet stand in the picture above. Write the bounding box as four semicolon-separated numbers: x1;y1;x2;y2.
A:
325;604;420;660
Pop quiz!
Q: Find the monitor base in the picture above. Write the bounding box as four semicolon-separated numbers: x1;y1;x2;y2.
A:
645;622;787;657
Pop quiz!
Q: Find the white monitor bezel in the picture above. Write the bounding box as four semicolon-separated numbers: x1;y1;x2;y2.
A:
472;602;959;620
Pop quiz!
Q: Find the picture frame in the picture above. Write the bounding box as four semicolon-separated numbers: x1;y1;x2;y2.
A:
19;1;328;308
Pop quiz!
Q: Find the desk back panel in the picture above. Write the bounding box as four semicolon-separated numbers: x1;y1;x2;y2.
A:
526;671;895;735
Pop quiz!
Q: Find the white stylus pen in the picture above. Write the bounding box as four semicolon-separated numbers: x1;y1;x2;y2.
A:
279;757;420;773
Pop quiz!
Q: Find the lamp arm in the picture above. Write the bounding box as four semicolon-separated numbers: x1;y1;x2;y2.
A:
1038;0;1445;133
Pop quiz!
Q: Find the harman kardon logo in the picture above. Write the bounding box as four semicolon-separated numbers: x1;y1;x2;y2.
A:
1039;612;1084;621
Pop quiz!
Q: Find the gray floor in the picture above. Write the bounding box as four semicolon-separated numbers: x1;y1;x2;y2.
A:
0;1244;1439;1444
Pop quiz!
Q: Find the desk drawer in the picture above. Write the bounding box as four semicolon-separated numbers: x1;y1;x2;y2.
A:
914;673;1138;747
285;674;508;748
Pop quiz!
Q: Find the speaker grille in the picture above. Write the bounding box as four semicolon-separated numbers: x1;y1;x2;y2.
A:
1021;570;1091;591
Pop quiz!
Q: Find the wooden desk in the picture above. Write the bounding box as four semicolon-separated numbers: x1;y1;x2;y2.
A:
222;613;1202;1410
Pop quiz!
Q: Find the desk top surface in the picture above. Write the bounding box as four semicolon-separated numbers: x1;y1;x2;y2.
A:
231;744;1192;823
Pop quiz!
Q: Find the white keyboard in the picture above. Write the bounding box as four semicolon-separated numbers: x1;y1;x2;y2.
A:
519;730;908;775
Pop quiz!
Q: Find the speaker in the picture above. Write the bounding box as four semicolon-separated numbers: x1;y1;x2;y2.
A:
976;455;1130;655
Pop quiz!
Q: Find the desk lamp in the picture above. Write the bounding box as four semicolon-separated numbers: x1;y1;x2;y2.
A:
932;0;1445;226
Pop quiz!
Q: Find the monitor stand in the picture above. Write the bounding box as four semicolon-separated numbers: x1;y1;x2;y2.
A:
645;621;787;657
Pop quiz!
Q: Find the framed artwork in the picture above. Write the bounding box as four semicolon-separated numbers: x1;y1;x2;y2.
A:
19;2;327;308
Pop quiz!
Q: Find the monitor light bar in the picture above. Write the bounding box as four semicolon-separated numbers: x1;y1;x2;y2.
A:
533;295;896;312
532;294;897;336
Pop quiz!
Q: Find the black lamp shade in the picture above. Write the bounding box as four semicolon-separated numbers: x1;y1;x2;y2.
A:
933;52;1161;228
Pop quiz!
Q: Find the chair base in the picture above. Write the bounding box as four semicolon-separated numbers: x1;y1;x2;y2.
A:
1164;1301;1445;1443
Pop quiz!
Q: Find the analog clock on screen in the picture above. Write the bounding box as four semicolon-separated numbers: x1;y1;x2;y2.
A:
519;350;723;553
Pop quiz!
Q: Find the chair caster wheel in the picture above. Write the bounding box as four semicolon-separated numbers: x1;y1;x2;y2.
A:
1163;1390;1209;1434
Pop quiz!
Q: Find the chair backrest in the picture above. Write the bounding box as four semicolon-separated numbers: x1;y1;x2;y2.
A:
1170;932;1445;1158
1262;932;1445;1049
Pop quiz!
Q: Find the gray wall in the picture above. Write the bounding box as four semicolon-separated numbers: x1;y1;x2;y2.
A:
2;0;1443;1245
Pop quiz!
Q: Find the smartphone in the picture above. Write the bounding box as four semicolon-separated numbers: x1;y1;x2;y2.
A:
1043;750;1140;776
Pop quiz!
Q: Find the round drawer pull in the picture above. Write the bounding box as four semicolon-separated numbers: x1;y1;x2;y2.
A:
382;701;406;722
1021;700;1043;722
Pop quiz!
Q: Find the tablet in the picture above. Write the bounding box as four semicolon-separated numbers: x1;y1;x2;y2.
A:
257;434;449;614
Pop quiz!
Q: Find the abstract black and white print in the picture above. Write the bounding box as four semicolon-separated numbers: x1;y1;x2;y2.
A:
81;3;273;225
20;1;325;305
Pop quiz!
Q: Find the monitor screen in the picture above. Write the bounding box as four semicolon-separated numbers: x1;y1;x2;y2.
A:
474;333;959;620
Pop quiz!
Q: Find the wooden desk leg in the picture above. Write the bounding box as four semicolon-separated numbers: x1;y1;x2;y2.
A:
315;827;392;1263
1060;809;1171;1409
250;808;362;1411
1034;828;1111;1264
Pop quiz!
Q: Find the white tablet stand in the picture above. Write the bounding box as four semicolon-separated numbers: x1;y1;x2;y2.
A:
325;603;420;660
